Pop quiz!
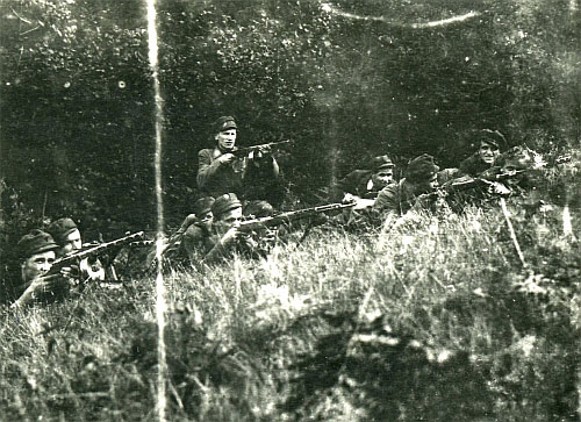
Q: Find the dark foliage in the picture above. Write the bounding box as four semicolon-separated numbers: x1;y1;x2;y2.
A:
284;309;494;420
119;307;263;418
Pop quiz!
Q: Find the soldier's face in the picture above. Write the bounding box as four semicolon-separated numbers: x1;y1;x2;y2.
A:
479;142;500;164
371;168;394;189
61;229;82;256
21;250;56;283
428;173;439;191
215;207;243;233
216;129;237;151
199;211;214;230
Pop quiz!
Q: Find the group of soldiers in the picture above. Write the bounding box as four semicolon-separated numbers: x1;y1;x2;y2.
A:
5;116;550;307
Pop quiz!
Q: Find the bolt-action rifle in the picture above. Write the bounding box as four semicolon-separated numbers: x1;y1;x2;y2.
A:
237;201;356;232
231;140;293;158
47;231;145;275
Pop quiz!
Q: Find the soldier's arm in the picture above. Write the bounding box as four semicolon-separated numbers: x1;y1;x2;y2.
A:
373;186;399;216
197;149;224;190
180;226;207;265
202;228;240;264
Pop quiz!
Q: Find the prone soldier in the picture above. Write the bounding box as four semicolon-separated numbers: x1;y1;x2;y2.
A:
179;193;258;265
457;129;504;177
8;230;72;307
374;154;441;218
331;155;396;207
178;196;216;265
47;217;109;282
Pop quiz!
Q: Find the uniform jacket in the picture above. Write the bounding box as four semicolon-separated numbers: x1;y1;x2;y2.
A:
180;223;215;265
458;153;494;177
373;179;417;216
197;148;246;198
331;170;382;202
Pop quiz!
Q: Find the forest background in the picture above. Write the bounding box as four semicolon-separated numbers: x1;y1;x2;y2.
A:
0;0;580;255
1;1;581;420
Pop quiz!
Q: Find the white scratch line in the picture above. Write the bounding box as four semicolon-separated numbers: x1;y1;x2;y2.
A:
321;2;480;28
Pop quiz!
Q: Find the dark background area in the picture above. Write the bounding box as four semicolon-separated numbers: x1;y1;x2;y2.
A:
1;0;580;249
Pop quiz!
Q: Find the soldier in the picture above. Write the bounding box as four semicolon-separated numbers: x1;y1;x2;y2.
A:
201;193;272;264
457;129;504;177
331;155;396;206
374;154;440;217
47;217;108;282
9;229;70;307
179;196;216;265
197;116;281;205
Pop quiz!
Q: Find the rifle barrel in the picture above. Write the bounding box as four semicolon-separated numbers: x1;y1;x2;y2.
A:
239;201;355;230
50;231;145;270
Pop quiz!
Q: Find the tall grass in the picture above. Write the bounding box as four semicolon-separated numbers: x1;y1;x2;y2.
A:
0;200;579;421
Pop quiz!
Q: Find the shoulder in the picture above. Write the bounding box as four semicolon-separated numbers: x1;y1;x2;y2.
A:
183;224;206;239
378;180;402;196
198;148;219;159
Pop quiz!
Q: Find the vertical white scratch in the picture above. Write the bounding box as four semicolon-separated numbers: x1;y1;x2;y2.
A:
145;0;168;420
562;204;574;238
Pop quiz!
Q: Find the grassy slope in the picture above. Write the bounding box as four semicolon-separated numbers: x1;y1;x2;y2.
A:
0;203;579;421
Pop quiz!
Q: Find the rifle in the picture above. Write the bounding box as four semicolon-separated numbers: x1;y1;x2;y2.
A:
238;201;356;232
230;140;293;158
415;171;521;205
440;169;527;194
48;231;145;275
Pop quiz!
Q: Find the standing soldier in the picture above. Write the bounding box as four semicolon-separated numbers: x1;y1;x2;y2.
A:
197;116;281;205
374;154;441;217
458;129;504;177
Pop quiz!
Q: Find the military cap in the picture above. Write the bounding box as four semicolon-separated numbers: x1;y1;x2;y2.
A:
193;196;215;216
212;193;242;220
478;129;506;149
17;229;58;260
369;155;395;172
405;154;440;183
214;115;237;133
47;217;78;245
243;200;274;218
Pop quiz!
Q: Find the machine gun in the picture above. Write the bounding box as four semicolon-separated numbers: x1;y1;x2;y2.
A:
237;201;356;232
48;231;145;276
231;140;293;158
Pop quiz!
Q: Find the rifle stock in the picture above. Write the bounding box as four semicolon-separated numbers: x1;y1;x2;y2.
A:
238;202;356;231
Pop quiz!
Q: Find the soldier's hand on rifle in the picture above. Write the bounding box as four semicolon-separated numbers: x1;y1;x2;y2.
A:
486;181;511;196
79;257;106;281
342;193;359;204
180;213;198;231
256;144;272;156
220;226;241;245
217;153;236;165
59;264;81;283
